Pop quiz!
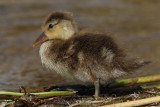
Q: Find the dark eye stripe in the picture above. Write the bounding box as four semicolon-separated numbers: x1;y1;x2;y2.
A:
48;20;60;29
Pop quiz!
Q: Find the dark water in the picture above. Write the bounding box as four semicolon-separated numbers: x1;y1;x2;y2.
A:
0;0;160;90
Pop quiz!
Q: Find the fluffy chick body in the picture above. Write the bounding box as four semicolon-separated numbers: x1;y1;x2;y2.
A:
40;32;142;85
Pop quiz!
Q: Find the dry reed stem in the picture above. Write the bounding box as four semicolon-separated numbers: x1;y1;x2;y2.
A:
100;96;160;107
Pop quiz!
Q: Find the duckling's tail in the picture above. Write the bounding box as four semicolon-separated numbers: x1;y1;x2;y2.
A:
126;59;151;72
138;60;151;66
114;56;151;73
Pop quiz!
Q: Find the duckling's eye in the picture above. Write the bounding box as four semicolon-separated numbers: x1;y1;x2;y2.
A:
49;24;54;29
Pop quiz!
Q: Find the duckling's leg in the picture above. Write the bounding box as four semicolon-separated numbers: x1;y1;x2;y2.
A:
94;78;100;96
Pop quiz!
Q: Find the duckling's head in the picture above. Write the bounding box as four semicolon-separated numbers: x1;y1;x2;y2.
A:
33;11;77;47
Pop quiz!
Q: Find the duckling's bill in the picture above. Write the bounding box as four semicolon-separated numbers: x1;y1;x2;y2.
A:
32;32;48;47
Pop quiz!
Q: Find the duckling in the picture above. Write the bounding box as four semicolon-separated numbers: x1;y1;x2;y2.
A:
33;11;149;96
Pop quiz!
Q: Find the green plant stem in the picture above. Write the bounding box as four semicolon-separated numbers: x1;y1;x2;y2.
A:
109;75;160;88
141;85;160;89
0;91;75;99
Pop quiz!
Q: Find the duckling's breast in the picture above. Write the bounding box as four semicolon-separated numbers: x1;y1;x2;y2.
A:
39;41;90;84
39;41;54;71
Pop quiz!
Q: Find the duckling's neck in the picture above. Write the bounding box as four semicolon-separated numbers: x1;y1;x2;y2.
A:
39;40;61;55
39;39;64;60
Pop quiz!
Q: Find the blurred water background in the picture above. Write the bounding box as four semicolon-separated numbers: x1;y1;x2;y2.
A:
0;0;160;90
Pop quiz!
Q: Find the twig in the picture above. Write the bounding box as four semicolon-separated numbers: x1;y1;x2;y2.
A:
100;96;160;107
34;96;60;106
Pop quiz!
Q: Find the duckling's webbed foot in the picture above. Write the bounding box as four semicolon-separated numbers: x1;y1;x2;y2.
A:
94;78;100;97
